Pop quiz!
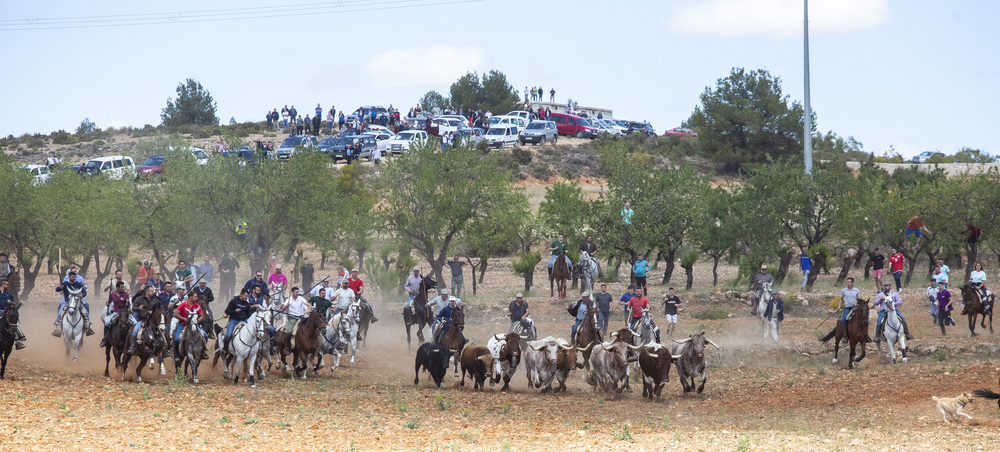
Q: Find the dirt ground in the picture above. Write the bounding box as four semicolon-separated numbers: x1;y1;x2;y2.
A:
2;259;999;451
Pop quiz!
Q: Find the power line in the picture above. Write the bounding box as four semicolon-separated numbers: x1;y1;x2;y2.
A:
0;0;484;31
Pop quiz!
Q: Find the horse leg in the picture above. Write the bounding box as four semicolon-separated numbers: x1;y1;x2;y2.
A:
104;343;112;378
247;349;258;388
136;357;146;383
847;342;855;370
405;322;412;349
970;314;977;336
832;334;841;364
233;356;243;385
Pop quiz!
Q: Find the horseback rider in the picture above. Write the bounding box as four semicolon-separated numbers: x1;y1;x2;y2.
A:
54;270;95;337
173;291;210;360
100;281;131;348
967;261;992;314
626;290;657;335
751;265;774;311
347;268;378;323
243;271;269;297
166;284;188;351
310;279;333;300
569;292;597;343
0;281;26;350
428;288;461;332
174;260;195;292
192;280;215;318
330;281;355;318
403;266;423;312
247;285;273;337
126;285;158;355
223;288;261;346
873;282;915;342
433;297;462;343
578;235;603;277
838;277;862;342
548;234;572;273
103;269;130;297
507;293;532;334
268;264;288;294
279;287;311;346
307;287;333;319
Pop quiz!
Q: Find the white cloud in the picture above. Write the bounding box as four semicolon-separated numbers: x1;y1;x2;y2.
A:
892;141;923;159
364;46;486;88
666;0;889;38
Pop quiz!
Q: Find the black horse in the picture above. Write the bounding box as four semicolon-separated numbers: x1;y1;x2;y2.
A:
403;276;437;349
103;313;131;378
1;302;20;379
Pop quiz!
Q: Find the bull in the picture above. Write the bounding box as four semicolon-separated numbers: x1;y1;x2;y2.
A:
608;327;642;393
671;330;719;395
459;344;494;391
588;340;641;397
554;337;589;393
638;343;680;401
413;342;451;388
487;332;523;392
524;336;573;393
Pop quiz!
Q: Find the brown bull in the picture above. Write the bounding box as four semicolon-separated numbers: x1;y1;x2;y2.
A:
459;344;494;391
554;337;589;393
488;332;523;392
638;343;679;401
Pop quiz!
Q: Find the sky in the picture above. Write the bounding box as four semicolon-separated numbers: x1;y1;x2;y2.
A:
1;0;997;159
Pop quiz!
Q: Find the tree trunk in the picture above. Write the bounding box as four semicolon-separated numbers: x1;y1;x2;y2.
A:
684;266;694;290
863;252;873;281
356;248;366;273
806;265;820;292
466;259;481;296
775;248;794;284
479;258;488;284
835;252;851;285
903;250;921;287
15;251;44;301
47;258;54;275
711;254;721;287
660;249;676;284
92;249;114;296
524;267;534;292
965;244;978;283
320;251;327;270
853;246;867;268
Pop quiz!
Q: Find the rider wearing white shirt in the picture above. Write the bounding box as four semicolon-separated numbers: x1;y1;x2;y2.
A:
966;261;991;313
331;281;356;317
280;287;311;336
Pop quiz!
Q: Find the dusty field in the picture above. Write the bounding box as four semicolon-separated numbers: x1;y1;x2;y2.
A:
2;259;999;451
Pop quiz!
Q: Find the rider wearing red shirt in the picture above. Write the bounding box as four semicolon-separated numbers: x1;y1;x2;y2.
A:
173;293;208;358
348;269;378;323
627;294;650;330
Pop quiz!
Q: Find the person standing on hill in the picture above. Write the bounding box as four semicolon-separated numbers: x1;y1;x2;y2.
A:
312;114;321;136
632;254;650;296
549;88;555;103
281;106;289;129
799;250;812;289
448;255;465;299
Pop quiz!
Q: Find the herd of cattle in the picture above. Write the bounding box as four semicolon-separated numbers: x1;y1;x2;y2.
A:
413;328;719;399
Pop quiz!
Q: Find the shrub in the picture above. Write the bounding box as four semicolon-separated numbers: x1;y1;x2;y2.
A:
511;146;532;165
693;306;729;320
50;130;77;145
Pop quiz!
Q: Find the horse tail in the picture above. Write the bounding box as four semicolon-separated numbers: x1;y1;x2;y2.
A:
818;328;836;343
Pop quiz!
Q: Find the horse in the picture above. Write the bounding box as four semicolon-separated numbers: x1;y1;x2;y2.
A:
356;297;372;349
120;303;167;382
275;309;324;379
269;282;288;331
403;276;437;348
212;309;266;387
579;251;600;296
819;297;871;370
61;288;85;363
755;282;775;341
103;311;130;378
435;306;467;377
511;317;538;341
336;300;361;366
960;284;994;336
175;311;208;383
575;303;603;375
315;314;348;372
253;308;274;380
631;308;659;346
550;250;569;299
877;294;908;364
0;302;20;379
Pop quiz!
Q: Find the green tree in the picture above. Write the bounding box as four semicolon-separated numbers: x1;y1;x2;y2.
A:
447;70;520;115
539;181;590;252
379;142;522;283
448;73;481;112
161;78;219;127
697;186;740;286
953;147;997;163
685;68;809;172
419;90;448;113
76;118;99;136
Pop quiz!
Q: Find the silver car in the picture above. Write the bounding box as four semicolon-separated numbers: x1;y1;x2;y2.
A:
519;120;558;145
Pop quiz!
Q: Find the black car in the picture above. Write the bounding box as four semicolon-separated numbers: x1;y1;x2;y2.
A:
626;121;657;138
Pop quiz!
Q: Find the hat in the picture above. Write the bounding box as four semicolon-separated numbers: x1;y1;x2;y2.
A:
760;264;768;270
581;291;591;297
515;293;523;298
440;288;449;295
276;264;282;269
351;268;359;273
199;280;207;284
176;280;185;286
883;282;891;286
413;266;420;271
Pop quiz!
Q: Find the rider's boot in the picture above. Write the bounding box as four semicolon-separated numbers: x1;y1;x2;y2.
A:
99;327;110;348
52;312;63;337
902;320;914;340
15;341;25;350
126;336;137;355
84;318;95;336
367;304;378;323
873;322;883;343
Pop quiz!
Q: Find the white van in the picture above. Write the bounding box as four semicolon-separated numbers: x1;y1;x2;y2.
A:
84;156;136;180
485;125;519;148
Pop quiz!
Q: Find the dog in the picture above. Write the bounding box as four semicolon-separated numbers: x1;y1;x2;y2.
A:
932;393;974;423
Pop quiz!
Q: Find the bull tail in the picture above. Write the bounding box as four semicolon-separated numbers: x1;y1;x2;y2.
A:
818;328;836;344
973;388;1000;400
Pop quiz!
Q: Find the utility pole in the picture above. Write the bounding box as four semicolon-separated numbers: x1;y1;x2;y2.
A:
803;0;813;176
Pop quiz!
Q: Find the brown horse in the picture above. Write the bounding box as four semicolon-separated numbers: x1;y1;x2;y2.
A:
960;285;994;336
819;297;870;370
575;303;603;374
435;307;467;377
120;303;167;382
550;250;569;299
275;310;324;379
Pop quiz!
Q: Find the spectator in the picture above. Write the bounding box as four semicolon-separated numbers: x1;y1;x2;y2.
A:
632;254;650;296
447;255;465;298
936;281;953;335
326;111;334;133
198;256;215;288
266;110;273;130
889;248;905;292
338;112;345;130
288;105;297;124
550;88;555;102
663;287;681;336
619;285;637;321
903;213;932;251
296;115;305;135
800;250;812;289
315;103;322;119
300;257;315;291
281;106;289;129
594;284;613;334
961;219;982;253
871;248;885;291
135;261;149;287
312;114;321;136
218;252;239;301
936;258;950;286
621;201;634;226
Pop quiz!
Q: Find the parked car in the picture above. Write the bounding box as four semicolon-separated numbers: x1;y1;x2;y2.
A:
519;121;558;145
274;135;318;160
23;164;52;186
664;127;698;137
485;125;519;148
626;121;657;138
84;155;136;180
505;111;537;124
166;145;210;165
228;148;258;166
488;115;528;131
370;130;394;154
331;134;376;162
549;113;599;138
911;151;946;163
454;127;485;146
136;155;174;179
590;119;621;136
427;117;465;136
385;130;428;154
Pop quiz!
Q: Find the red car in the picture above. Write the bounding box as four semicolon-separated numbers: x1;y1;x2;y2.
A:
549;112;599;138
136;155;175;179
664;127;698;137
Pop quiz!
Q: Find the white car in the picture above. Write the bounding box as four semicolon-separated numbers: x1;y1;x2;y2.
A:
167;145;210;165
371;130;394;154
366;124;392;134
911;151;945;163
24;164;52;186
505;111;537;124
489;115;528;130
84;156;136;180
385;130;428;154
432;117;465;136
485;125;519;148
591;119;623;136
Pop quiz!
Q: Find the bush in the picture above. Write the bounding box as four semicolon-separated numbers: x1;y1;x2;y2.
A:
50;130;77;145
511;146;532;165
526;161;553;180
693;306;729;320
680;251;699;269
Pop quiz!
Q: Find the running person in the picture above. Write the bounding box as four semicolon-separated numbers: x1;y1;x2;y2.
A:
889;249;905;292
870;248;885;291
663;287;680;337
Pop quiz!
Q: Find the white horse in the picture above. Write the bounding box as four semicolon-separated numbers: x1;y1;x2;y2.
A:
334;301;360;366
254;308;274;380
878;298;908;364
219;310;266;387
270;282;287;331
756;282;777;341
316;315;348;372
579;251;600;295
62;288;85;363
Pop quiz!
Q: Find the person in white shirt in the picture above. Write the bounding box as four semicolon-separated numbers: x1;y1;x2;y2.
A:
426;288;461;333
966;261;991;314
331;281;356;317
926;284;940;325
280;287;311;338
311;279;333;300
936;258;950;284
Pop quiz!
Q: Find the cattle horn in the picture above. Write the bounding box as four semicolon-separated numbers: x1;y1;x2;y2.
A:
493;334;504;341
645;352;659;359
610;332;618;338
578;342;596;352
706;339;720;349
558;343;574;350
519;335;530;340
431;349;440;353
626;344;642;350
671;354;683;360
628;327;641;337
601;343;614;351
672;337;692;344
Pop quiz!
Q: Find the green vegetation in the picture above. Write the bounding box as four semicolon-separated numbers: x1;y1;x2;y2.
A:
161;78;219;127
